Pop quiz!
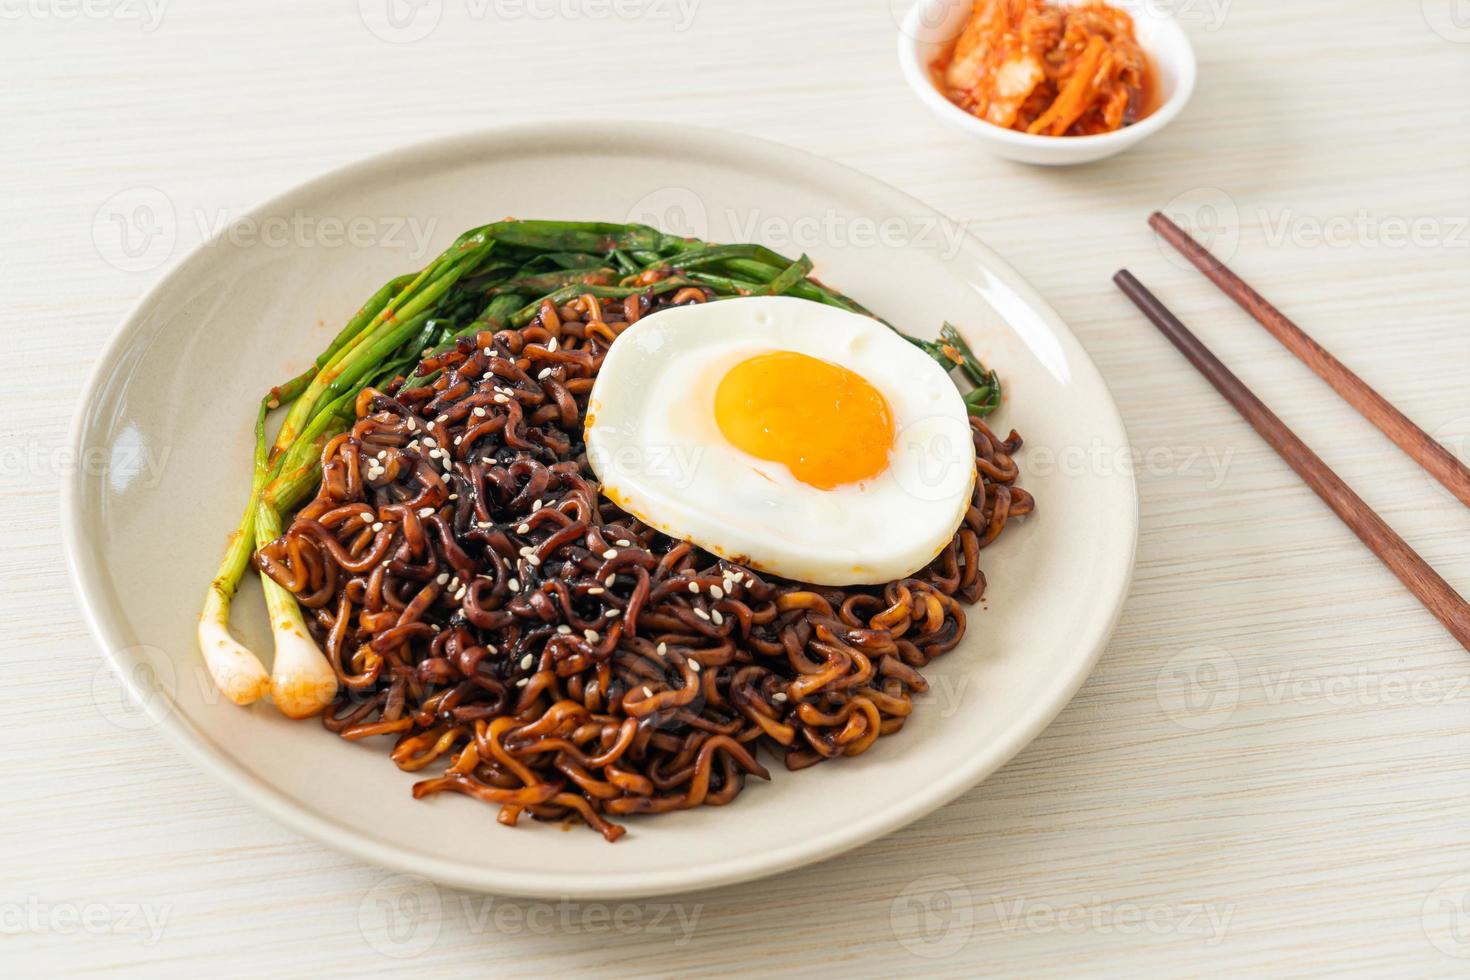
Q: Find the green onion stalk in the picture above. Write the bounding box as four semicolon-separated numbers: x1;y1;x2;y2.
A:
197;220;1003;715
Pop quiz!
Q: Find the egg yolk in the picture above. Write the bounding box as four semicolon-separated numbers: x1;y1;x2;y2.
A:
713;351;895;490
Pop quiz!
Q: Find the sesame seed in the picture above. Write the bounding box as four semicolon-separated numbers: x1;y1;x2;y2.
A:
376;450;388;460
710;585;724;600
525;555;541;567
641;686;653;698
547;338;559;352
519;654;533;670
711;609;724;625
587;587;604;596
494;394;509;404
428;449;441;459
453;436;462;446
656;643;667;655
584;629;599;642
606;609;621;619
508;579;520;593
688;582;699;593
473;406;487;418
435;573;449;585
519;546;534;557
418;506;434;518
694;608;710;621
773;692;788;703
360;513;373;523
515;678;528;688
423;437;436;448
605;574;616;587
616;539;631;547
454;586;466;600
689;659;701;672
557;625;571;635
482;347;492;357
532;499;543;512
537;367;552;380
371;522;383;532
516;523;530;534
448;494;458;501
602;549;618;559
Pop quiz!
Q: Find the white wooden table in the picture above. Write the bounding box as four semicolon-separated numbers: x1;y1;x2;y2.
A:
6;1;1470;974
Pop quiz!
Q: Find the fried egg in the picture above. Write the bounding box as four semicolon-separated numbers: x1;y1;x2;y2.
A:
585;296;977;585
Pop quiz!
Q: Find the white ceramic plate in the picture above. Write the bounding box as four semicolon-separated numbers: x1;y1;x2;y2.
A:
64;123;1136;899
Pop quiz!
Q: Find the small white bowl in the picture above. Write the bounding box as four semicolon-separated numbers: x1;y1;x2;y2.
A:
897;0;1197;166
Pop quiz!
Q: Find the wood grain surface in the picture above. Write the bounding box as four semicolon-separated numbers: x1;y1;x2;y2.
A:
4;0;1470;975
1115;268;1470;650
1149;211;1470;510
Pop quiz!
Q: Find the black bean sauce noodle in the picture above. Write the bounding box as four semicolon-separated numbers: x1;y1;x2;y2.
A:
256;280;1034;841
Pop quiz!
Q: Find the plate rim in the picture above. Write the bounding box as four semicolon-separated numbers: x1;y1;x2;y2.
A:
62;120;1138;899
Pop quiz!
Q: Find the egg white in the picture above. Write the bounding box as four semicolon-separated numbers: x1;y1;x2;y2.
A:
585;296;977;585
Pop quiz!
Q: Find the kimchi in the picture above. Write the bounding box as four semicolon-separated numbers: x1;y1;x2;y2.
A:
935;0;1153;137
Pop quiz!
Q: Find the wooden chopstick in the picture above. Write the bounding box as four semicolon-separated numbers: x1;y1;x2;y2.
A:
1113;269;1470;652
1150;211;1470;509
